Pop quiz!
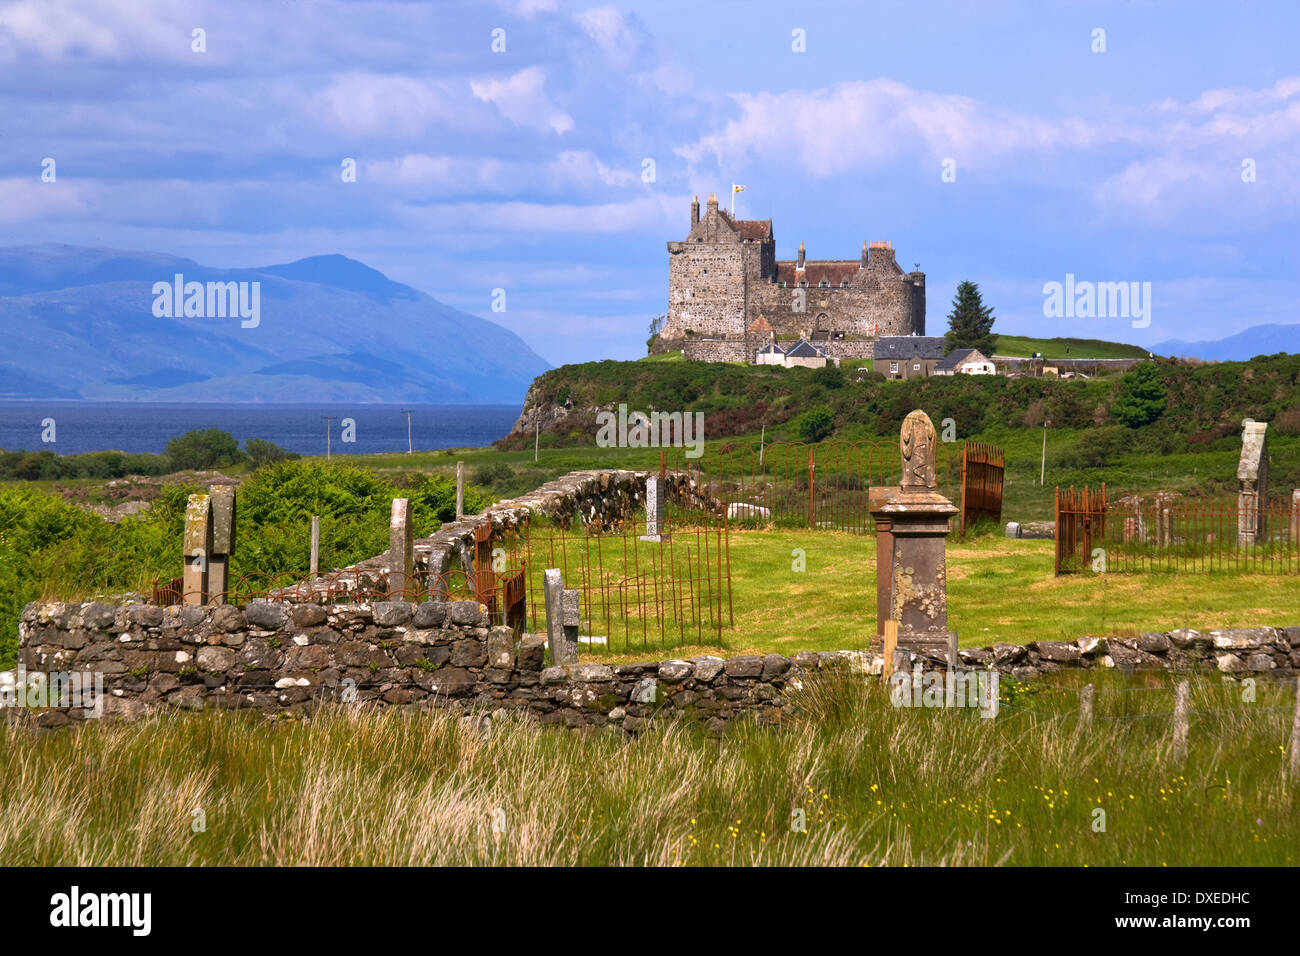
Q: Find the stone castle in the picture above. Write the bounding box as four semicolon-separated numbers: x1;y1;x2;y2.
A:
655;194;926;363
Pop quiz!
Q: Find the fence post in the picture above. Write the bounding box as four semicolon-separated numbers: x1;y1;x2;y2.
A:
1080;683;1094;725
1290;676;1300;781
310;515;320;579
388;498;413;598
1172;679;1190;764
804;445;813;527
881;619;899;681
456;461;465;520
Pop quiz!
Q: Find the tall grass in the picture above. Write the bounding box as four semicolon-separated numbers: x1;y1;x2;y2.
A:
2;671;1295;866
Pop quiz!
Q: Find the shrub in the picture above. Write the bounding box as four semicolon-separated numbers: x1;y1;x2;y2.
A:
165;429;245;471
1111;363;1167;428
794;406;834;443
244;438;300;470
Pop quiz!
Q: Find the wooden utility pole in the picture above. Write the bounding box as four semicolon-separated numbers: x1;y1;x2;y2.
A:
400;408;414;455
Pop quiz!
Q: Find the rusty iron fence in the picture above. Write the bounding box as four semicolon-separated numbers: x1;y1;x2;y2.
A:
667;439;964;533
1056;484;1300;574
959;442;1004;534
502;511;733;655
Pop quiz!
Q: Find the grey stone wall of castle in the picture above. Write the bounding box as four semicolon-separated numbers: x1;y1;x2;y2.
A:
661;194;925;363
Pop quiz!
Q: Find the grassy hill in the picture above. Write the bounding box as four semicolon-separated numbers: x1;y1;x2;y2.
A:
991;334;1149;359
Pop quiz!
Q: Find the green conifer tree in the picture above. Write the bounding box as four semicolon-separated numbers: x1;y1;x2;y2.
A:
944;281;997;356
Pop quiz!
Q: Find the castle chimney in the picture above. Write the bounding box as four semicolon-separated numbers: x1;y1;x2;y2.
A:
706;193;718;211
691;194;700;225
797;242;805;270
861;241;868;267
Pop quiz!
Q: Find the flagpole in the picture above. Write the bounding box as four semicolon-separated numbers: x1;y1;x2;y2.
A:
731;184;735;216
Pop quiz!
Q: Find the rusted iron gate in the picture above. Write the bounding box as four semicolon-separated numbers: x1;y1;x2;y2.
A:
959;442;1005;534
669;440;960;533
507;513;732;654
1055;484;1106;575
473;520;528;631
1057;486;1300;574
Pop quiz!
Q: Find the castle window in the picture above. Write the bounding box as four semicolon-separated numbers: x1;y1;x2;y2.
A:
840;280;850;287
818;280;829;288
799;280;808;288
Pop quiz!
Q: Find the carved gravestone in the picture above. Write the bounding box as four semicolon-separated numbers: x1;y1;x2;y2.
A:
1237;420;1269;546
870;410;958;657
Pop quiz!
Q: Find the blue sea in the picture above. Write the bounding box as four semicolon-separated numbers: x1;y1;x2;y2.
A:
0;402;520;456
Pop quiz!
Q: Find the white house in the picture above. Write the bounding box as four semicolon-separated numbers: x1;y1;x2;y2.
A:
935;347;996;376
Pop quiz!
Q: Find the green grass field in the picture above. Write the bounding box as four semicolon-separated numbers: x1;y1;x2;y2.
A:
3;670;1295;866
991;334;1150;359
531;529;1300;662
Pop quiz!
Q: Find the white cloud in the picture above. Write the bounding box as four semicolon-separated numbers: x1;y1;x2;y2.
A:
312;72;454;137
677;79;1112;177
471;66;574;135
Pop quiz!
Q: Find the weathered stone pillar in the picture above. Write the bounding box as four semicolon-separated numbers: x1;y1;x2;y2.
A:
640;475;668;542
869;412;958;657
869;486;899;639
388;498;413;597
543;568;578;664
182;494;212;606
1237;419;1269;546
208;483;236;603
1155;492;1174;547
1291;489;1300;548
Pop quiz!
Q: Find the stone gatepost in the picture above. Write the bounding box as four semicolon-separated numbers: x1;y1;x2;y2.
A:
182;494;212;606
869;411;958;658
1237;419;1269;546
388;498;413;597
208;484;237;603
640;475;668;542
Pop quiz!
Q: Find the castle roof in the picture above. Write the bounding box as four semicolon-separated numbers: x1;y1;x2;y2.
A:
874;336;945;360
775;262;860;286
755;341;785;355
716;208;772;241
746;316;775;334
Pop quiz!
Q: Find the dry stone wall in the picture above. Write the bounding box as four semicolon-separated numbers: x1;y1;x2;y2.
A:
10;601;1300;731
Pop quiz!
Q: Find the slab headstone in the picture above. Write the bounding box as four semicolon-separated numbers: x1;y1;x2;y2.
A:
543;568;577;665
388;498;413;597
1291;489;1300;548
640;475;668;541
1237;419;1269;546
182;494;212;606
208;484;237;603
1004;521;1021;538
869;411;958;657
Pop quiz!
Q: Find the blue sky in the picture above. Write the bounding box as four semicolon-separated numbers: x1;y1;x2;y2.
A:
2;0;1297;366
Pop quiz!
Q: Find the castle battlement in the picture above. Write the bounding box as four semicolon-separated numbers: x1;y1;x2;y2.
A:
660;195;925;363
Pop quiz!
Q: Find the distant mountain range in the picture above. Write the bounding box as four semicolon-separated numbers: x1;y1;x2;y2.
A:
0;244;549;403
1152;324;1299;362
